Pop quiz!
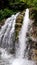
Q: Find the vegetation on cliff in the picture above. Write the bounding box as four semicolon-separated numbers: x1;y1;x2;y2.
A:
0;0;37;21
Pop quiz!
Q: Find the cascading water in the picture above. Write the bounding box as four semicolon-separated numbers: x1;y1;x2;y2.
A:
0;13;19;49
12;9;36;65
16;9;29;58
0;9;36;65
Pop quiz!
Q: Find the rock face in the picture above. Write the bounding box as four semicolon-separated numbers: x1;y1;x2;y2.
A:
0;19;6;29
0;19;5;26
15;11;25;40
29;22;37;60
29;8;37;60
29;25;37;42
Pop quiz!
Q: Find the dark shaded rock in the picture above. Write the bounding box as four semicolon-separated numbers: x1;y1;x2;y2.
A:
0;19;5;26
29;8;37;21
0;25;1;29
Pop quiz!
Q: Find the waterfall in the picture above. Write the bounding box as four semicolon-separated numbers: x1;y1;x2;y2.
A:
11;9;35;65
0;9;36;65
16;9;29;58
0;13;19;49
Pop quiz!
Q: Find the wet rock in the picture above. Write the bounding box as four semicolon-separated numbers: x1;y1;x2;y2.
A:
15;11;25;40
31;49;37;60
29;25;37;42
0;25;1;29
0;19;6;26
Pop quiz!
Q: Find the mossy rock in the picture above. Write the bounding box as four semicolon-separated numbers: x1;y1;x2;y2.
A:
31;49;37;60
29;8;37;42
29;25;37;42
29;8;37;20
15;11;25;40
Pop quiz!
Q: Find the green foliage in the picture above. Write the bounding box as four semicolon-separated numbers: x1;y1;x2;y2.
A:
0;10;4;20
0;0;37;8
3;9;13;17
20;0;37;8
0;8;18;21
0;0;37;21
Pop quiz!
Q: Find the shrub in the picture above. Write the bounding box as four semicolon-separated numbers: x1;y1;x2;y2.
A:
0;8;18;21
